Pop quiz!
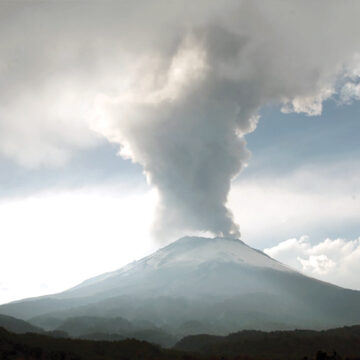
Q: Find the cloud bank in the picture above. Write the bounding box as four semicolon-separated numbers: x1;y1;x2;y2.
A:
1;1;360;240
265;236;360;290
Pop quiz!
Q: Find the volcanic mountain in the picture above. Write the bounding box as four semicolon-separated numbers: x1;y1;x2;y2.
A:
1;236;360;337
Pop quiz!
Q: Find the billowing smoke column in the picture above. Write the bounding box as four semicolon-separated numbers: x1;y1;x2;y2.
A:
1;1;360;240
93;31;259;240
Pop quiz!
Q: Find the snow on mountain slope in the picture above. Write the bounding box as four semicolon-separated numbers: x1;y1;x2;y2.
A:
141;237;293;271
70;236;294;294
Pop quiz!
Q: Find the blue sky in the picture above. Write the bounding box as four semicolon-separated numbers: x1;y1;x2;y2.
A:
247;101;360;175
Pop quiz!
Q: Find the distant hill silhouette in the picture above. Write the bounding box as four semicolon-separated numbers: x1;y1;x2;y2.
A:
0;313;178;347
2;325;360;360
175;326;360;360
0;314;44;334
0;327;198;360
56;316;133;337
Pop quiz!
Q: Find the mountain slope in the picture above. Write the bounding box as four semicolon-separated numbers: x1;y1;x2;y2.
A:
1;236;360;336
59;236;295;300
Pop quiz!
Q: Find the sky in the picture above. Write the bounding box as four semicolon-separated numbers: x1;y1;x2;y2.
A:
0;0;359;304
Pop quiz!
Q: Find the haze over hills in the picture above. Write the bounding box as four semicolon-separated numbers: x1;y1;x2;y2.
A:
1;236;360;343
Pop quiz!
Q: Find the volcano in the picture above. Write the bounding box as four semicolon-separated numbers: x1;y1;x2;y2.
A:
1;237;360;337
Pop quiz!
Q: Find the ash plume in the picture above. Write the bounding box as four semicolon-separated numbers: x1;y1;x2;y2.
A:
1;1;360;240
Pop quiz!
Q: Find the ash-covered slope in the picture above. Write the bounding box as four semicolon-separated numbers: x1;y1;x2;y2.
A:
1;237;360;335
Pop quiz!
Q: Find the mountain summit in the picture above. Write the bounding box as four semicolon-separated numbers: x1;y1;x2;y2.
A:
126;236;292;271
1;236;360;335
67;236;294;299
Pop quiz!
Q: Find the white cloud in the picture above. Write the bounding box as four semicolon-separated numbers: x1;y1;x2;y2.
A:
0;80;101;167
340;81;360;104
264;236;360;290
298;254;336;275
281;87;334;116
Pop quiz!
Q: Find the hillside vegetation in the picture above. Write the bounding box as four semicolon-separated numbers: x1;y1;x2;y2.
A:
175;326;360;360
2;325;360;360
